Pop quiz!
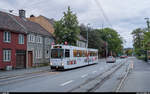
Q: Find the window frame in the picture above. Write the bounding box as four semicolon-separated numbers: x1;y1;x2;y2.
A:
65;49;70;58
3;31;11;43
3;49;11;62
18;34;24;44
28;34;35;43
45;50;50;58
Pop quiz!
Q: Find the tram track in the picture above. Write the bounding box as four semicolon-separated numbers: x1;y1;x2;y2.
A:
115;61;133;92
87;63;125;92
68;62;125;92
0;70;58;86
0;70;49;79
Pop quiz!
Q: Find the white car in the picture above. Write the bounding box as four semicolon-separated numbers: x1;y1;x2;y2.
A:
106;56;116;63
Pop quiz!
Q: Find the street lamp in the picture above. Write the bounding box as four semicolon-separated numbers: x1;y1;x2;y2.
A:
144;17;150;32
87;23;90;48
144;18;149;61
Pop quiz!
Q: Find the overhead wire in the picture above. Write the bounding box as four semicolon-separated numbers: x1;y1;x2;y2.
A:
94;0;113;28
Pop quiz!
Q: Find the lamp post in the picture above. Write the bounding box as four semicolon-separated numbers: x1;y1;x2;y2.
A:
144;18;150;32
144;18;150;61
87;23;90;48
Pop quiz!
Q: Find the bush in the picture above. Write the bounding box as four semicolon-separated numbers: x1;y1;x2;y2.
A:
137;55;145;61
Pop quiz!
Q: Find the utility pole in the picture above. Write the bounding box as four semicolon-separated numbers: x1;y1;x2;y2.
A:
87;23;90;48
144;18;150;32
106;42;108;58
144;18;150;61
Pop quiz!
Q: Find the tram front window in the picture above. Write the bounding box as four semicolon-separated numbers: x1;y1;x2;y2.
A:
51;49;64;58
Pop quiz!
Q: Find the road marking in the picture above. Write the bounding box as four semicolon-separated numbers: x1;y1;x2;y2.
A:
92;71;97;74
130;61;134;69
81;74;88;78
60;80;74;86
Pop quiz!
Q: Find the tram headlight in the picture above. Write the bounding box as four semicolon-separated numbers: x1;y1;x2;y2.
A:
61;62;64;66
50;62;53;66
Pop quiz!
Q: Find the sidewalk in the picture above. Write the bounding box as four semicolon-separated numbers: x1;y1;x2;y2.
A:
0;66;50;77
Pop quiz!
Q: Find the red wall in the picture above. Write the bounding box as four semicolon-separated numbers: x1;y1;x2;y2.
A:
0;30;27;69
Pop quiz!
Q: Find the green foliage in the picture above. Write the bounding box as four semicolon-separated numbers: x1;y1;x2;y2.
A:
143;31;150;50
54;6;80;45
131;28;146;56
80;26;123;57
125;48;133;56
99;28;123;56
137;55;146;60
54;6;123;57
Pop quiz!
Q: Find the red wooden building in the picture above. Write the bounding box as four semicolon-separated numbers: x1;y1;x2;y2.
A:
0;11;27;69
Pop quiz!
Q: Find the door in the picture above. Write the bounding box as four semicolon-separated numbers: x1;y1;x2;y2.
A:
28;51;33;67
16;50;26;68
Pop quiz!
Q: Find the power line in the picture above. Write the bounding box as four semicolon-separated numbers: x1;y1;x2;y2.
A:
94;0;113;28
0;8;18;15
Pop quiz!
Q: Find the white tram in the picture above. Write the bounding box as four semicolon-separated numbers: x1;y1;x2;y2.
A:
50;45;98;70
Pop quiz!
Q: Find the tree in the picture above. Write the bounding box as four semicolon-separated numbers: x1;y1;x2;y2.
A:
80;26;123;57
131;28;145;56
125;48;133;56
54;6;80;45
79;24;105;57
99;28;123;56
143;31;150;50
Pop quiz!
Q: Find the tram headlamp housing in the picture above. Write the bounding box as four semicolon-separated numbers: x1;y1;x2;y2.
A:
61;62;64;66
50;62;53;66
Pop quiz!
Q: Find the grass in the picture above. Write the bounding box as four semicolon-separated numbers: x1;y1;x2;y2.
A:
137;55;146;61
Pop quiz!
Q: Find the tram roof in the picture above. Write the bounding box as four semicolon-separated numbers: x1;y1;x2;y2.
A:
52;45;98;51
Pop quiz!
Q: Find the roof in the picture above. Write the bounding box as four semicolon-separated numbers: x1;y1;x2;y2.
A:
39;15;55;25
52;44;98;51
0;11;53;37
77;35;87;42
13;16;52;37
0;11;26;34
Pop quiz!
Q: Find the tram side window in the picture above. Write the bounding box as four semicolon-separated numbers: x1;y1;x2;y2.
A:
79;50;82;57
73;50;77;57
65;49;70;57
82;51;85;57
77;50;80;57
90;52;93;56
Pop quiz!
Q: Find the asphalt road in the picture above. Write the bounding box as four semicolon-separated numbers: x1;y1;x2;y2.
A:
0;58;133;92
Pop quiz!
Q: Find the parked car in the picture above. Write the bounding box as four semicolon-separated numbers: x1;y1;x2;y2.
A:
120;55;128;58
106;56;116;63
125;55;128;58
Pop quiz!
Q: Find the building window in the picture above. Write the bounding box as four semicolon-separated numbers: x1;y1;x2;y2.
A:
3;50;11;62
36;49;42;59
45;38;51;45
18;34;24;44
3;31;11;43
28;34;35;43
45;50;49;58
36;36;42;43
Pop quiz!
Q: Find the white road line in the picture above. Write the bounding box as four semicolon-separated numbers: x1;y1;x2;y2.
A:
92;71;97;73
81;74;88;78
60;80;74;86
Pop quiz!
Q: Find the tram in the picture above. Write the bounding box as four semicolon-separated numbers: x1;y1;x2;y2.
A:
50;45;98;70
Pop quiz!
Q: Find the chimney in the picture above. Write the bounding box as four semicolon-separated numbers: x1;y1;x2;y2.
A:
19;9;26;18
30;14;35;18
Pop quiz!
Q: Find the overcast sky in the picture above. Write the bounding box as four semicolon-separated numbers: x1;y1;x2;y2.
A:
0;0;149;48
